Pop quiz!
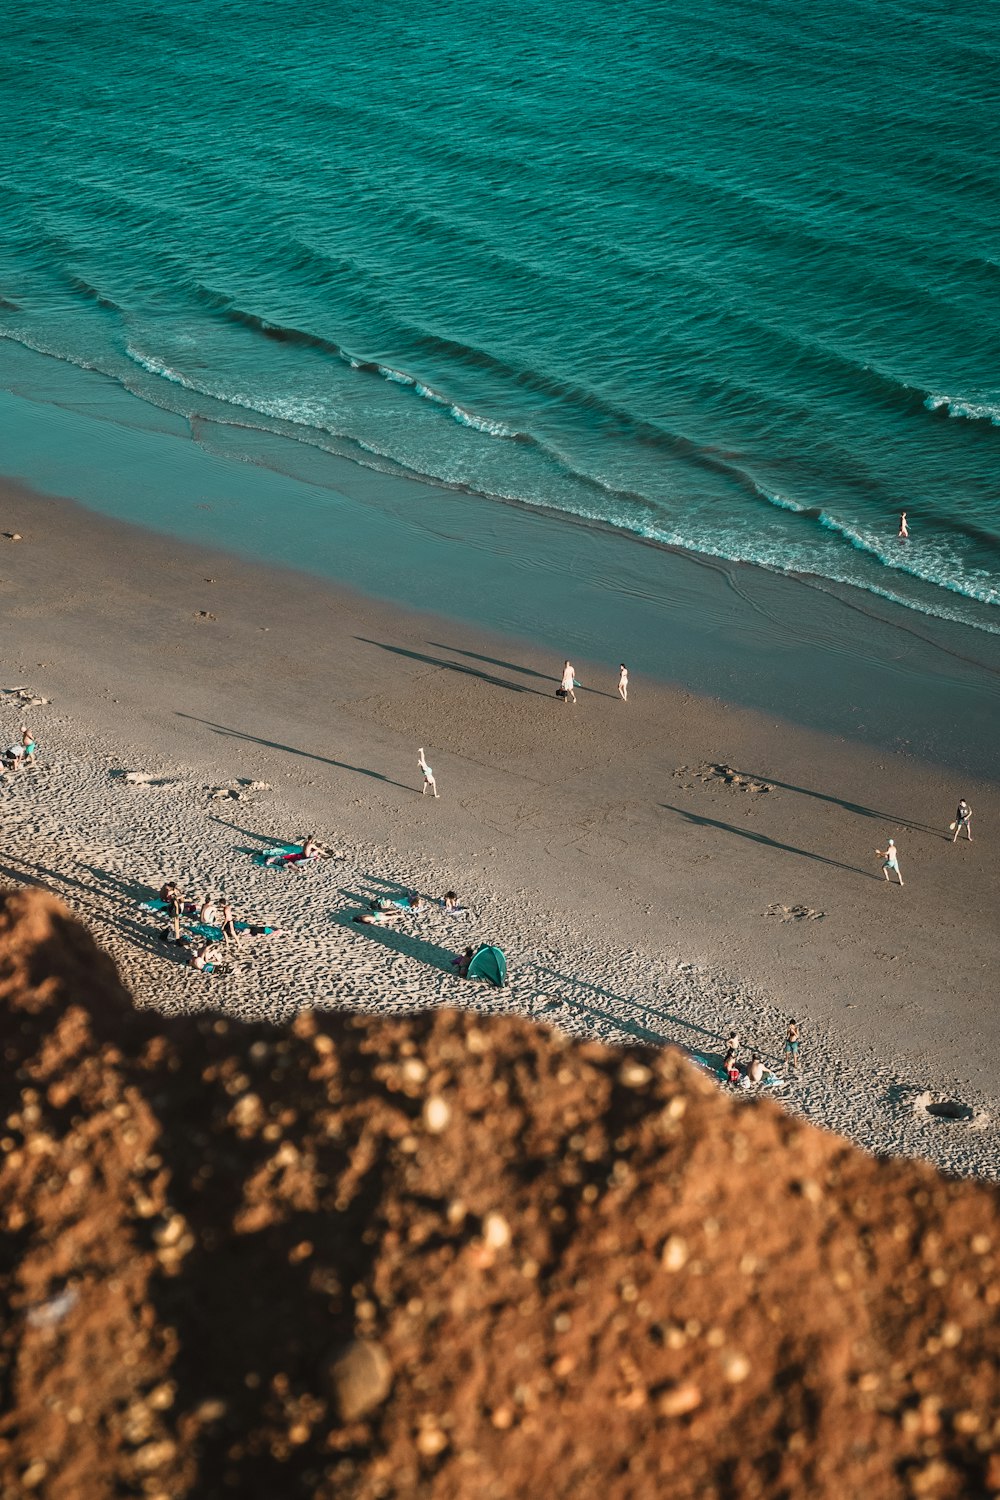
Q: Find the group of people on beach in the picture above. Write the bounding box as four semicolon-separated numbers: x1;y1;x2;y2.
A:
155;881;280;975
556;660;629;706
723;1022;800;1088
874;798;972;886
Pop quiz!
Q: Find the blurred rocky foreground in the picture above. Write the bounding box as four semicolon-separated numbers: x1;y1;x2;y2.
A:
0;890;998;1500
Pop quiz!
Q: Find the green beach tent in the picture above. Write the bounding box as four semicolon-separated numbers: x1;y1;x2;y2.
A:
466;944;507;988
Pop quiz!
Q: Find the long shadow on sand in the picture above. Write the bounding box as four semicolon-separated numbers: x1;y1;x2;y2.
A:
529;964;720;1048
334;908;458;973
427;642;553;682
661;803;877;878
354;637;550;697
427;642;618;699
0;854;191;965
725;770;943;836
175;713;412;790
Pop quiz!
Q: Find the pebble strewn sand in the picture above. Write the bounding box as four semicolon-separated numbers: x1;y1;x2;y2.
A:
2;703;996;1182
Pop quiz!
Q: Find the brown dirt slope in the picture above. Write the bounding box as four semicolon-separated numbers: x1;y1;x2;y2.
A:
0;888;998;1500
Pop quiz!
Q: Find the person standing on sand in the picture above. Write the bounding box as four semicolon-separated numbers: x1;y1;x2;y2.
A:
560;661;577;704
418;748;439;798
876;838;904;885
163;884;184;943
784;1020;801;1073
220;900;238;950
898;511;909;540
951;799;973;843
618;664;628;702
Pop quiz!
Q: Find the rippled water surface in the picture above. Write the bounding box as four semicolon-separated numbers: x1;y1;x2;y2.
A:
2;0;999;630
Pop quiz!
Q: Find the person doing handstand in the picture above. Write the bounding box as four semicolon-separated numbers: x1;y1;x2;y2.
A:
418;748;439;798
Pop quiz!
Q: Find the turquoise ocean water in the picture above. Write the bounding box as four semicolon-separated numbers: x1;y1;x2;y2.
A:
2;0;999;634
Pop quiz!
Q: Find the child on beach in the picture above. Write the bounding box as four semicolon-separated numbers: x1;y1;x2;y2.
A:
784;1021;800;1073
951;799;972;843
618;664;628;702
418;748;438;798
876;839;904;885
4;729;37;771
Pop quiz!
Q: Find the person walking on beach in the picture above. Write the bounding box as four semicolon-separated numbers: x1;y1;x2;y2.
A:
898;511;909;540
951;799;973;843
876;838;904;885
784;1020;801;1073
560;660;577;704
618;664;628;702
418;747;439;798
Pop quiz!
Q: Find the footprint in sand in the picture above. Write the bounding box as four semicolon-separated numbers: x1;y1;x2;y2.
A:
765;903;825;922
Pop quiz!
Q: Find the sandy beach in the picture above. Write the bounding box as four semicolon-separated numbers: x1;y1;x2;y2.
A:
2;475;999;1179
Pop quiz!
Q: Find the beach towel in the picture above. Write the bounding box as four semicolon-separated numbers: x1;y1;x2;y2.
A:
255;845;308;867
190;921;277;941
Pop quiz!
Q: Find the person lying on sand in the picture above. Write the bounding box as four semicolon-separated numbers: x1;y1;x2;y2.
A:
371;892;428;914
265;834;323;867
353;909;397;926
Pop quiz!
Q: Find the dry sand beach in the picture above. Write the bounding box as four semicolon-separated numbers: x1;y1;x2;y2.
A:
2;476;999;1179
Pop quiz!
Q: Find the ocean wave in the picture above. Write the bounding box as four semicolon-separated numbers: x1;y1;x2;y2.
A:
817;513;1000;610
7;324;1000;637
925;393;1000;425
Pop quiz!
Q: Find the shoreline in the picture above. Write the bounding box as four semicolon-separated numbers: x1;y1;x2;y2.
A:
1;347;999;779
2;474;1000;1178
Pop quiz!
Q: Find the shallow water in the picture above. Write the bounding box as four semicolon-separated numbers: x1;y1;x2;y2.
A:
2;0;999;632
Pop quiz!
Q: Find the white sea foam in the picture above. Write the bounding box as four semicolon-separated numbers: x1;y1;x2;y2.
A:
925;393;1000;425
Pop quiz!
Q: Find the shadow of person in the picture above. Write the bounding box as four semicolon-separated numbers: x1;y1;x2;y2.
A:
175;713;412;790
353;637;549;696
723;770;940;836
660;803;878;877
